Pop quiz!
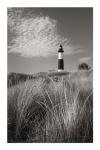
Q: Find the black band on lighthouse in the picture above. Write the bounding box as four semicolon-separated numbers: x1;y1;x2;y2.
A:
58;59;64;70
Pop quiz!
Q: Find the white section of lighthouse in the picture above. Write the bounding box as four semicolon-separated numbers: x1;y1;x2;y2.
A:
58;45;64;72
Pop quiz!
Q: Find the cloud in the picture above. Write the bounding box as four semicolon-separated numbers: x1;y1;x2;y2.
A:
8;8;82;57
78;57;92;63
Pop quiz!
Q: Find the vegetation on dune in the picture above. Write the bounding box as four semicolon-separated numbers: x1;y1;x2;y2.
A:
7;70;93;143
7;71;69;88
7;72;48;88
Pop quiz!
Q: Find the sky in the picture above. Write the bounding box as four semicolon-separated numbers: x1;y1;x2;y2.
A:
8;8;93;74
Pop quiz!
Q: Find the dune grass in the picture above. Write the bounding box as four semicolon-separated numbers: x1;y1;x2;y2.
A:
7;70;93;143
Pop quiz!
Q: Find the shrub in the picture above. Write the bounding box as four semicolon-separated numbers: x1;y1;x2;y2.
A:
78;63;91;70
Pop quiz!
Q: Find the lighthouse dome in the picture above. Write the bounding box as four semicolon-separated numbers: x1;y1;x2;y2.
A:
58;45;64;53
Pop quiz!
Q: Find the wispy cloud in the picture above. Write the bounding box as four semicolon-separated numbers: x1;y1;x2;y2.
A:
8;8;82;57
78;57;92;63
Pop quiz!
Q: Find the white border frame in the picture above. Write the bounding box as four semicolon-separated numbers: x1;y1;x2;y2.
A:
0;0;100;149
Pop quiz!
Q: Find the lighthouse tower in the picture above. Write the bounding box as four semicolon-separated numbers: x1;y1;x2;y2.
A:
58;45;64;72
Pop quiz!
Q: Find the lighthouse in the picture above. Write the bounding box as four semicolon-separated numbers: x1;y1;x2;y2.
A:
58;45;64;72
